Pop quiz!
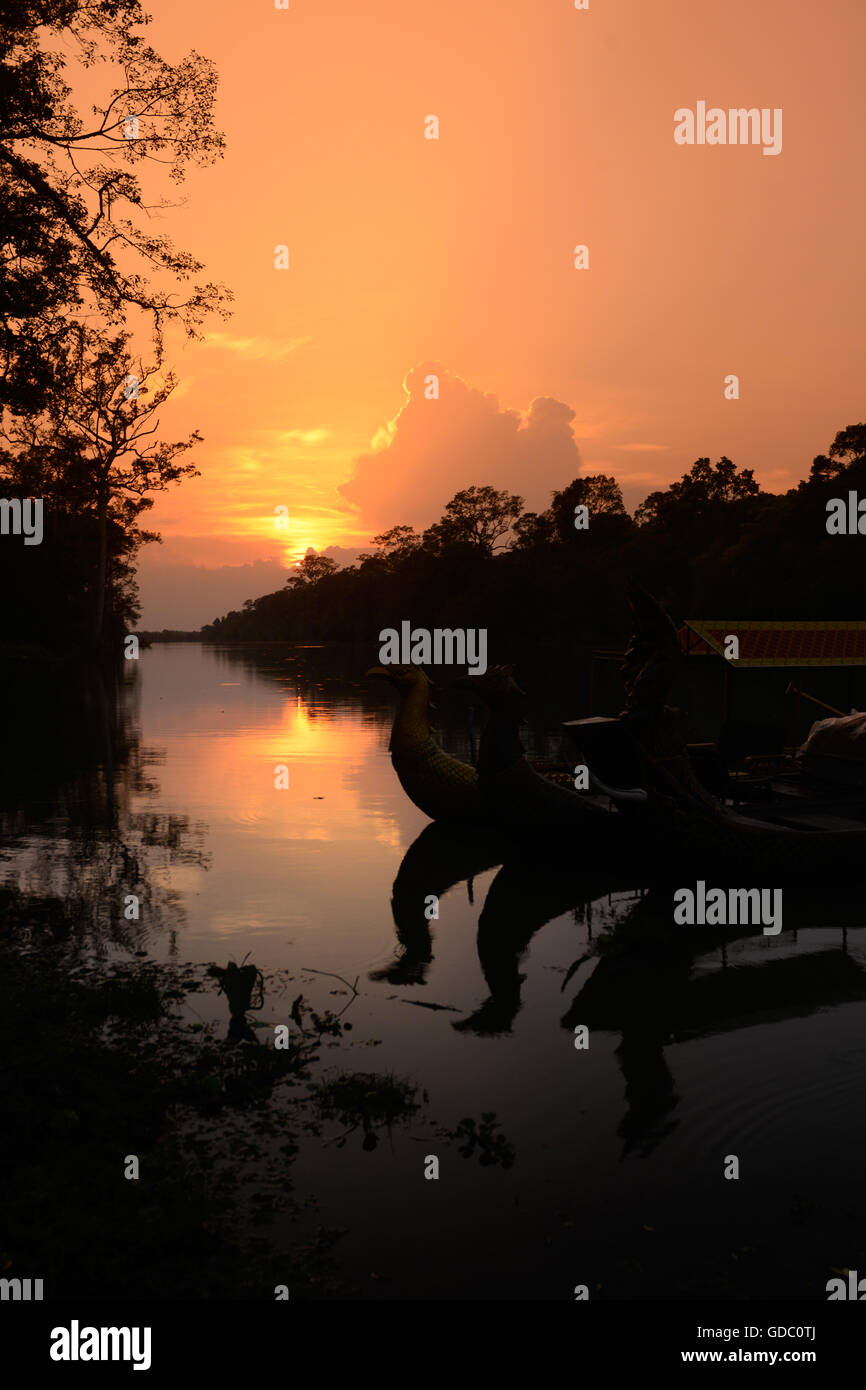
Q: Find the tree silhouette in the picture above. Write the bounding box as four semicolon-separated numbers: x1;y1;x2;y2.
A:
286;551;339;589
1;326;200;642
358;525;422;568
635;457;760;528
0;0;230;415
422;485;524;555
550;473;628;541
808;424;866;485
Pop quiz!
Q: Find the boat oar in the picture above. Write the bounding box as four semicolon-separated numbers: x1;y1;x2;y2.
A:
785;683;844;718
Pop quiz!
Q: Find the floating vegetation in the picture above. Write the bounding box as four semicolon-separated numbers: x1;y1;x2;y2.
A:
207;957;265;1018
0;884;516;1299
309;1070;420;1150
0;921;349;1298
445;1113;516;1169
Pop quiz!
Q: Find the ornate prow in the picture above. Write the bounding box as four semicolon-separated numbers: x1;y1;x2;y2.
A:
366;664;483;822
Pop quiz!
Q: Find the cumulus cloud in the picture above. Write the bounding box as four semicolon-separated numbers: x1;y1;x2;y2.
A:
338;362;583;530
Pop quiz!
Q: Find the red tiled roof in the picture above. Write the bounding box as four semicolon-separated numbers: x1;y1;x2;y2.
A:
682;620;866;667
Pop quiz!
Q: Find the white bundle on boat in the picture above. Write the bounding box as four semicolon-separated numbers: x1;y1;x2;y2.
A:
799;710;866;783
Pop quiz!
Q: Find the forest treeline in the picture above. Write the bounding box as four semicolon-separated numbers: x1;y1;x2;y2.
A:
203;429;866;649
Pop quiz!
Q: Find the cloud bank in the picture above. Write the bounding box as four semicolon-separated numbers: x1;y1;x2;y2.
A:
338;362;583;531
136;555;289;630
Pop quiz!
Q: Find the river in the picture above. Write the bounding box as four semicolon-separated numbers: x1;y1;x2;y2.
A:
3;640;866;1300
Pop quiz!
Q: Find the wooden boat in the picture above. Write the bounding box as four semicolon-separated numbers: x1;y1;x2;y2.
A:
369;588;866;871
368;661;599;826
366;664;484;822
564;584;866;874
454;665;628;838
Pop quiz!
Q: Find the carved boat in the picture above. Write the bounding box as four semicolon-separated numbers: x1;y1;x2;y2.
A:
366;664;485;822
565;584;866;875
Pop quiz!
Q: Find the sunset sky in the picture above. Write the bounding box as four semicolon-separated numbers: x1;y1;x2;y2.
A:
131;0;866;626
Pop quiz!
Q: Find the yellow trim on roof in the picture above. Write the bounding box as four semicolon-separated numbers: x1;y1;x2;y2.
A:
683;619;866;668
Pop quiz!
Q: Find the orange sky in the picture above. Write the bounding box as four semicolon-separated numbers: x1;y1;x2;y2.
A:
129;0;866;626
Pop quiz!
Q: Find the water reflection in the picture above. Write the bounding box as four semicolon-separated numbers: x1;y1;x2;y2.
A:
374;821;506;985
1;662;207;953
4;642;866;1299
382;818;866;1167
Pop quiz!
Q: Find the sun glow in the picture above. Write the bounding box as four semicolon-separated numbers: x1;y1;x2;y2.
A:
280;543;319;569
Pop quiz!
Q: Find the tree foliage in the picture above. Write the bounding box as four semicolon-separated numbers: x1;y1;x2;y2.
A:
0;0;230;414
286;552;339;589
1;326;201;638
421;484;524;555
203;433;866;647
0;0;226;649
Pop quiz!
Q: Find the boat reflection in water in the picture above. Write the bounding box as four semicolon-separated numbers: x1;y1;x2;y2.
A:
385;820;866;1169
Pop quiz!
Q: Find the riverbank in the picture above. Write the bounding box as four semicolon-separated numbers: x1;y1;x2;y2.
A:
0;894;350;1299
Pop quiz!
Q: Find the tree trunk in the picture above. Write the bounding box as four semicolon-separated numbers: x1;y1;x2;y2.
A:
93;492;107;644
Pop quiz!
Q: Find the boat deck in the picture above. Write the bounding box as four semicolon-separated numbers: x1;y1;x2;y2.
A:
727;773;866;832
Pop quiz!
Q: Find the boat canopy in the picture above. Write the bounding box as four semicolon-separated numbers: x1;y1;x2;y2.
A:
680;620;866;668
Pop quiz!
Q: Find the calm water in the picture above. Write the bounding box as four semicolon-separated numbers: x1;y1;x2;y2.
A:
4;641;866;1300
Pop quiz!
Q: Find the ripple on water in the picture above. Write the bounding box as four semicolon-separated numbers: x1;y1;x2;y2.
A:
668;1003;866;1168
